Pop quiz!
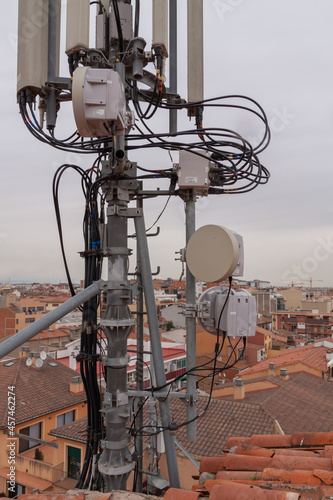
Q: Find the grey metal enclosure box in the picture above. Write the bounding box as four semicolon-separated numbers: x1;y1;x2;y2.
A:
178;150;210;191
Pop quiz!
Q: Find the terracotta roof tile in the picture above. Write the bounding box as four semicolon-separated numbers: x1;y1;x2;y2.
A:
273;449;317;457
223;454;273;471
271;455;332;471
209;482;299;499
262;468;321;485
226;434;293;450
291;432;333;447
19;496;84;500
234;443;275;458
163;489;200;499
216;470;263;480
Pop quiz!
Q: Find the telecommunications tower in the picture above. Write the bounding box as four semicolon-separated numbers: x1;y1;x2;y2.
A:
0;0;270;492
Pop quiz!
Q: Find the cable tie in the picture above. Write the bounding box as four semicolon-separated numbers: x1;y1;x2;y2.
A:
168;422;178;431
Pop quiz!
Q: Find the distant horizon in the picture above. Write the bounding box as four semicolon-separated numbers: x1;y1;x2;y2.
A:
1;279;332;290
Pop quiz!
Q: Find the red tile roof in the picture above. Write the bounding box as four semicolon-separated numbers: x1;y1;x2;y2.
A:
242;343;331;376
0;468;52;491
0;356;86;428
16;431;333;499
192;431;333;499
48;396;275;459
220;372;333;435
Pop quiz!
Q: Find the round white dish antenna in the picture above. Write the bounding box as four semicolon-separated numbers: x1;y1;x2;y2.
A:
35;358;44;368
26;358;32;367
40;351;47;360
186;225;239;282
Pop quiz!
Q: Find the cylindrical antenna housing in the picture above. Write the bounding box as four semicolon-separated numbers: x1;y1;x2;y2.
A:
152;0;169;57
17;0;61;97
187;0;204;115
66;0;90;55
17;0;47;96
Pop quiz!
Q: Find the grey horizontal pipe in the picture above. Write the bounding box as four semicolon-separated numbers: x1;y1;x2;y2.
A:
128;390;186;399
0;280;103;359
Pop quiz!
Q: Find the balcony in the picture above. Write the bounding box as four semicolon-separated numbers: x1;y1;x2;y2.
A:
284;318;297;324
8;447;67;485
305;318;329;326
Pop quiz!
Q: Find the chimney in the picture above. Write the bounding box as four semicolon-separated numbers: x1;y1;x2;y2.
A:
268;362;275;376
234;378;245;401
326;351;333;361
20;346;30;358
70;375;84;394
280;368;289;381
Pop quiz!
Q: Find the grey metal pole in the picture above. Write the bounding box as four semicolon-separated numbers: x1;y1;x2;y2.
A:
134;214;180;488
0;280;103;359
185;196;197;441
136;190;144;493
98;206;135;491
97;6;136;489
169;0;177;135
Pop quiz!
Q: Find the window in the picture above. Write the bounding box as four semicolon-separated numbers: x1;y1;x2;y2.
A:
67;446;81;480
57;410;75;428
52;303;59;307
37;306;44;312
16;319;19;324
176;359;186;369
22;307;26;312
25;318;35;324
8;483;25;498
19;422;41;453
4;361;16;367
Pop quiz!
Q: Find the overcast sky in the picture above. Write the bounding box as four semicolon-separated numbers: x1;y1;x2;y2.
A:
1;1;333;287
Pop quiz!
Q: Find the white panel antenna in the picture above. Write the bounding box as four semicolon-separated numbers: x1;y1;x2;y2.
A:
66;0;90;55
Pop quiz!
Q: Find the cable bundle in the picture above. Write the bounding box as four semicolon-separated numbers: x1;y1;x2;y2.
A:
52;163;104;488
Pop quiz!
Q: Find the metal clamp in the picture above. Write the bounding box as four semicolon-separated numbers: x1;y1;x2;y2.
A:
196;301;211;319
104;391;129;407
103;247;131;256
100;280;131;291
107;205;143;217
101;438;129;450
99;461;134;476
184;392;198;407
100;318;135;328
102;355;128;368
183;303;197;318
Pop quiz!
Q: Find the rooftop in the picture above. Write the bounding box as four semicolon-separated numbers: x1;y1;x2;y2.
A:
14;431;333;498
220;372;333;435
241;340;333;376
0;356;86;428
49;396;276;460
